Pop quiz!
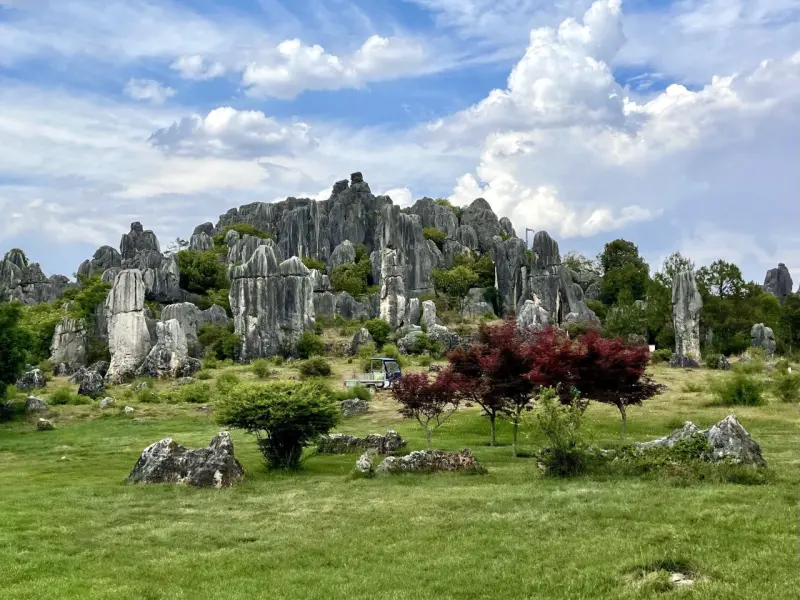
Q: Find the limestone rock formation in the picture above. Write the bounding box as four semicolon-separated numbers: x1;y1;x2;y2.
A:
0;250;69;305
635;415;766;468
407;197;458;238
328;240;356;271
116;222;184;302
379;248;406;329
353;451;375;477
751;323;777;357
461;198;503;252
50;318;88;370
99;397;116;409
419;301;459;352
340;398;369;417
229;246;315;359
136;319;198;379
350;328;374;355
376;449;486;474
672;270;703;361
77;246;122;279
763;263;793;302
314;291;374;320
189;231;213;252
127;432;244;488
105;270;153;383
161;303;200;356
16;369;46;392
198;304;230;330
77;370;106;399
37;418;55;431
517;299;550;330
25;396;48;412
461;288;495;318
317;431;406;454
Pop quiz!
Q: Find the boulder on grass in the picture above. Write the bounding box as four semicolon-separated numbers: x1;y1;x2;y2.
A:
353;451;376;477
77;370;106;399
376;449;486;474
340;398;369;417
16;369;46;392
317;430;406;454
668;354;700;369
128;432;244;488
37;418;54;431
25;396;48;413
99;397;116;409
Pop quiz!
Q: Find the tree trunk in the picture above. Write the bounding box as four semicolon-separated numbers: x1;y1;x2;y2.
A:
425;428;432;450
619;404;627;438
490;413;496;446
512;420;519;458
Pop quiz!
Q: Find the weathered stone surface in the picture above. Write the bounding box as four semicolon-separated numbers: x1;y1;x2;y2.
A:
672;270;703;361
198;304;230;330
517;299;550;330
584;281;602;301
229;246;315;359
668;354;700;368
189;231;213;252
309;269;331;292
713;356;731;370
763;263;793;302
379;248;406;329
751;323;777;357
318;431;406;454
353;451;375;476
127;432;244;488
328;240;356;271
106;270;153;383
121;222;160;264
314;291;374;320
136;319;193;379
350;328;374;355
16;369;46;392
442;239;470;268
407;197;458;238
420;300;439;330
397;328;424;354
0;250;69;305
77;370;106;399
405;297;421;327
161;303;200;357
461;198;502;252
37;418;54;431
77;245;122;279
340;398;369;417
376;449;485;474
456;225;479;251
635;415;766;467
124;406;135;414
462;288;495;318
25;396;48;412
419;301;459;351
376;204;436;296
499;217;515;238
49;318;88;369
99;397;116;409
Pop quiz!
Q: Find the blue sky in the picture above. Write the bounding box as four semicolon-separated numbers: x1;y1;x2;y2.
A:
0;0;798;283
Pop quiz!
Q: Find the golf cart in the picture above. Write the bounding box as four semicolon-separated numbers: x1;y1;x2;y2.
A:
344;357;402;390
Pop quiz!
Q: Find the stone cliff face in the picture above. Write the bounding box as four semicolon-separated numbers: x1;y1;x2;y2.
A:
672;270;703;360
106;269;153;383
229;246;315;359
0;249;69;305
763;263;793;302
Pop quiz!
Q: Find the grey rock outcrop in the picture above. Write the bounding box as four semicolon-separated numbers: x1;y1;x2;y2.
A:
161;303;200;357
750;323;777;357
635;415;766;468
763;263;793;302
77;370;105;399
499;217;515;238
405;297;421;327
420;300;439;330
314;291;374;320
0;250;69;305
317;430;406;454
189;231;213;252
127;432;244;488
105;270;153;383
376;449;485;474
16;369;46;392
407;197;458;238
309;269;331;292
493;236;526;313
379;248;406;329
672;270;703;362
99;397;116;409
353;451;375;476
442;239;470;268
198;304;230;330
517;299;550;330
136;319;197;379
118;222;184;303
461;288;495;318
350;328;374;355
461;198;503;252
25;396;48;412
37;418;54;431
49;318;88;369
584;281;602;301
328;240;357;271
419;301;459;351
77;246;122;279
456;225;480;251
229;246;315;359
340;398;369;417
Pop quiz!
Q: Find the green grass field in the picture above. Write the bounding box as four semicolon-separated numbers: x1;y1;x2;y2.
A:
1;363;798;599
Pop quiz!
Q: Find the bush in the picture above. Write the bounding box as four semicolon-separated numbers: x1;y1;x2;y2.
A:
38;360;54;377
198;324;240;361
746;346;767;361
418;354;432;367
202;353;220;370
299;357;332;378
711;373;765;406
170;382;213;404
704;353;723;369
1;303;34;396
535;388;589;477
176;249;229;295
732;357;765;375
215;381;340;469
422;227;446;250
135;387;161;404
296;330;326;359
271;355;285;367
771;371;800;403
251;359;273;379
301;256;326;271
365;318;392;347
335;384;371;402
216;372;240;394
650;348;672;364
50;387;78;405
195;370;213;380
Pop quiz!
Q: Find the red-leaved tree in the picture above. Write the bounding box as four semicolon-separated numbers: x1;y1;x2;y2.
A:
392;369;460;449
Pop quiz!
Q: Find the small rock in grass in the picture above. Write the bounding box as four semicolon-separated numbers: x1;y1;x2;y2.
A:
353;450;376;477
37;418;54;431
99;397;115;409
25;396;49;412
124;406;135;414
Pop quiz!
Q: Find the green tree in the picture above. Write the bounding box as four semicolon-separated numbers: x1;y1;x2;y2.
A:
365;318;391;347
598;239;650;304
432;265;479;311
779;294;800;353
0;303;32;400
330;263;367;297
301;256;326;271
453;253;495;288
563;251;601;277
604;290;648;341
696;260;744;300
653;252;695;288
176;249;229;295
423;227;446;250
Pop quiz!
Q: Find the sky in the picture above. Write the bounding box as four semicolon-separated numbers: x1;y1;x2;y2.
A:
0;0;798;284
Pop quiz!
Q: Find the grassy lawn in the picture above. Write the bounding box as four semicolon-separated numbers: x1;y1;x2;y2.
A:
1;363;798;599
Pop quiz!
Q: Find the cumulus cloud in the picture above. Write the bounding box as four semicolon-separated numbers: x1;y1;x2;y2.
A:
148;107;318;159
170;55;226;80
242;35;427;99
438;0;800;248
124;78;176;104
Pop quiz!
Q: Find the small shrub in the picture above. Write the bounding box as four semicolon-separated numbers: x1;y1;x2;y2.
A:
681;380;706;393
49;387;91;405
251;359;273;379
365;318;391;347
212;223;272;246
733;358;765;375
418;354;432;367
650;348;672;364
335;384;371;402
296;330;326;359
271;355;285;367
135;387;161;404
299;357;332;378
771;371;800;403
195;370;213;381
215;381;340;469
711;373;765;406
202;353;219;370
774;359;791;375
746;346;767;361
38;360;54;376
198;324;240;361
422;227;446;250
170;382;213;404
216;372;241;394
301;256;326;271
704;353;723;369
535;388;589;477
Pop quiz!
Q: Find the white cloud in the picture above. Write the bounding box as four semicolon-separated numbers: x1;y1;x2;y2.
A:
124;78;175;104
148;107;318;159
242;35;427;99
170;55;226;80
